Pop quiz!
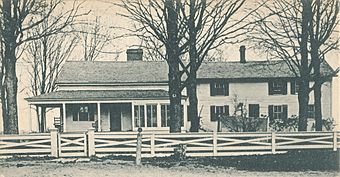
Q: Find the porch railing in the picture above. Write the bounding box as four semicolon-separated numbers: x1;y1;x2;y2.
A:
0;129;339;158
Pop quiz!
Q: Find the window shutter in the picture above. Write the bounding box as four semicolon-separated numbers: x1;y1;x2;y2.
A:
282;81;287;95
210;106;216;121
210;82;215;96
224;82;229;96
282;105;288;122
268;105;274;121
268;81;273;95
224;105;229;116
291;81;296;94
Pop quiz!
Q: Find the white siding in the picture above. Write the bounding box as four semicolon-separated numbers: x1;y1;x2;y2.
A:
196;81;332;131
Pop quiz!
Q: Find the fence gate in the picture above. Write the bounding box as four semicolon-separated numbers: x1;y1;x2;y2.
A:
58;133;87;157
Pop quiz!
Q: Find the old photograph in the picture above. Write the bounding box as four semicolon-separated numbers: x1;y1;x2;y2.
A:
0;0;339;176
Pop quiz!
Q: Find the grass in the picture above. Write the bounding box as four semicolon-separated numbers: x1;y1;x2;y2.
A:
1;149;339;172
142;150;340;171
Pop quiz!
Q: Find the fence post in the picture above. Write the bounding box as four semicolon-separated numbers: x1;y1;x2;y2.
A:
87;128;95;157
50;128;58;158
150;133;155;156
333;131;337;151
136;128;143;166
271;132;276;154
213;131;218;156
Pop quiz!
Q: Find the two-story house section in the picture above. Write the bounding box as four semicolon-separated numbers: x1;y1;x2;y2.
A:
26;47;335;133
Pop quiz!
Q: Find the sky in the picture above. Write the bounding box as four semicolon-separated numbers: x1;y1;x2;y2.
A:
1;0;339;133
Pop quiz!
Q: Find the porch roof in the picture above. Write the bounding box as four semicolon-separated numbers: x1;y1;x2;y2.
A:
26;90;179;103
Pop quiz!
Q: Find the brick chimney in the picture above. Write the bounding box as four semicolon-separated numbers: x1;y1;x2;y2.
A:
126;48;143;61
239;45;246;63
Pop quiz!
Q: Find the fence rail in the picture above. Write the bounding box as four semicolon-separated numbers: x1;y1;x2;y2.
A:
0;129;339;158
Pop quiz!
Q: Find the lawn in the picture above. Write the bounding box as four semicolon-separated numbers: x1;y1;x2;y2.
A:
0;150;339;177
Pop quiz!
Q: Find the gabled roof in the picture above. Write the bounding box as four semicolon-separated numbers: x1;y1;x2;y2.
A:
57;60;335;84
26;90;179;103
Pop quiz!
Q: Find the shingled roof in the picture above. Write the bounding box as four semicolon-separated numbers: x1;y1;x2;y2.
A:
26;90;177;103
57;60;335;84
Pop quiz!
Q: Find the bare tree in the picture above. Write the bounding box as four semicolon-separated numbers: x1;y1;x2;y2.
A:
251;0;313;131
251;0;339;131
78;17;113;61
0;0;87;134
307;0;339;130
25;22;78;132
120;0;188;132
185;0;267;132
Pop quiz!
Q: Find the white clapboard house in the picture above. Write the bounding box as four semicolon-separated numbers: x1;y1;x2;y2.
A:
26;47;335;133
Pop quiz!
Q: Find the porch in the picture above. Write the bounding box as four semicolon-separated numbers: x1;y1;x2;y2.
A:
25;90;188;133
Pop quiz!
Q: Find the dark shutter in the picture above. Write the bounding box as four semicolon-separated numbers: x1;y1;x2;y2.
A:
224;105;229;116
282;81;287;95
224;82;229;96
268;105;274;121
210;82;215;96
282;105;288;122
291;81;296;94
268;81;273;95
210;106;216;121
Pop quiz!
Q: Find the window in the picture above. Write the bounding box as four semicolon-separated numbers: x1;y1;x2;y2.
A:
291;81;299;94
71;104;96;121
161;104;184;127
249;104;260;118
147;105;157;127
268;80;287;95
308;105;315;118
268;105;288;121
134;104;158;128
210;81;229;96
210;105;229;121
134;105;145;127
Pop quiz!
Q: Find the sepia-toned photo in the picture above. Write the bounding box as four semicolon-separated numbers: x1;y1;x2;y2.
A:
0;0;339;176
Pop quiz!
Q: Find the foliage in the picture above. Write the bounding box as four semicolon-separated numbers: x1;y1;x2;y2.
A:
322;117;335;131
269;115;299;132
220;114;266;132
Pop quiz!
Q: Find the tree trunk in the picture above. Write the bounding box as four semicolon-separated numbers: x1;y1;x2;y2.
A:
311;48;322;131
3;49;19;134
297;0;311;131
314;81;322;131
188;73;199;132
298;79;309;131
188;0;199;132
168;66;182;133
166;0;182;133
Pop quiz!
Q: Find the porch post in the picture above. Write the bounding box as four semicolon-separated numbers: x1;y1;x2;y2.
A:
29;104;32;133
97;102;101;132
62;103;66;132
157;103;161;128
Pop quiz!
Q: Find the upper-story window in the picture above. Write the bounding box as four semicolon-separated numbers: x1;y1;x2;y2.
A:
71;104;96;121
210;81;229;96
268;80;287;95
291;80;299;95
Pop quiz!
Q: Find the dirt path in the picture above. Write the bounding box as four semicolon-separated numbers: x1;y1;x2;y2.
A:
0;159;339;177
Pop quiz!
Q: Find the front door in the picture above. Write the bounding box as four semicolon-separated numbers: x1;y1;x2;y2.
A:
110;105;121;131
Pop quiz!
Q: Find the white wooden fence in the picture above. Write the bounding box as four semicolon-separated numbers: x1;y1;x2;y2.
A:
0;129;339;158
